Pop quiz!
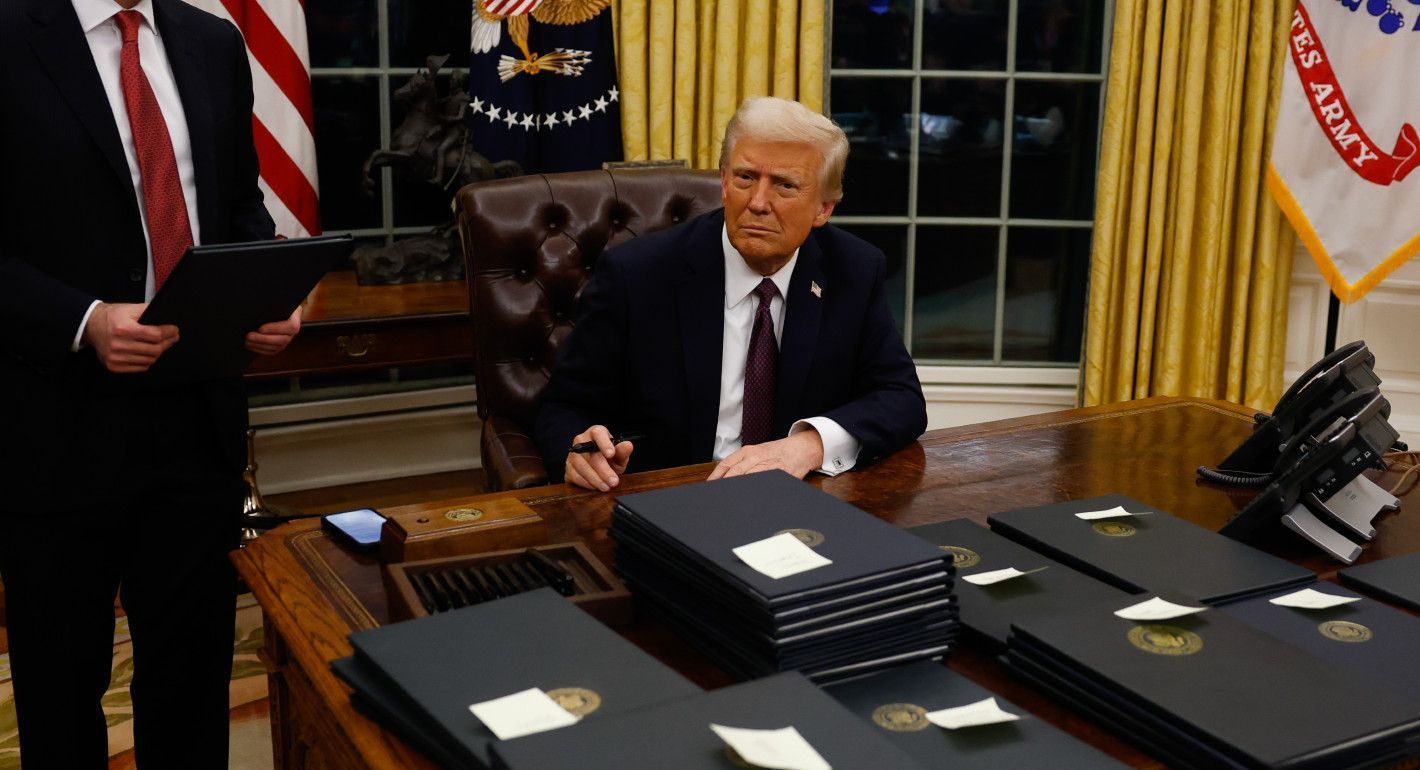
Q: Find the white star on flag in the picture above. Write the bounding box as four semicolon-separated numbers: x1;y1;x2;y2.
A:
545;112;560;128
504;111;520;128
578;104;592;120
593;96;608;112
520;113;535;130
470;96;485;114
485;105;502;122
563;109;576;124
608;86;619;102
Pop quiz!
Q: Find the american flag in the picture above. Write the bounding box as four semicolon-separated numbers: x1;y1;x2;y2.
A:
186;0;321;238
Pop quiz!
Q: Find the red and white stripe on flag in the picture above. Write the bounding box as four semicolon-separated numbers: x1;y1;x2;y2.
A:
484;0;542;16
1269;1;1420;303
186;0;321;238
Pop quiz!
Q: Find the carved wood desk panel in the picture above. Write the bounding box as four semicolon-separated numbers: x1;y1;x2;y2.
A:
233;397;1420;770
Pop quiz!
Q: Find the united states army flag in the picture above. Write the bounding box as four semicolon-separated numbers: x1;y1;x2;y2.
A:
1269;1;1420;303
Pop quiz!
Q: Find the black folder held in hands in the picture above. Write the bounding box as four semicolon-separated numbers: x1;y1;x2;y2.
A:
137;235;353;382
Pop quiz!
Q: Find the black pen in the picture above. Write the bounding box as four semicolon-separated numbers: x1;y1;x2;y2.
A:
569;433;641;453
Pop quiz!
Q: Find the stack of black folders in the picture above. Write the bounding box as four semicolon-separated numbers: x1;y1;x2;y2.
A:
1002;591;1420;769
610;470;957;684
490;672;923;769
330;588;702;770
825;660;1126;769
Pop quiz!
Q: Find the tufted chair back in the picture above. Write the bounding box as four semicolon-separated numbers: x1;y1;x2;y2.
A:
455;168;723;491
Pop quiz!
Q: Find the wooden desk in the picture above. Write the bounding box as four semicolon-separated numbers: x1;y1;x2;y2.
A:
233;397;1420;769
244;270;472;380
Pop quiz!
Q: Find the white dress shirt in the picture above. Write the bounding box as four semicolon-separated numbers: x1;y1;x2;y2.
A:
70;0;202;350
714;226;860;475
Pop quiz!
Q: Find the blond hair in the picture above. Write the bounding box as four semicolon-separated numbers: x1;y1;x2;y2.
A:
718;97;849;202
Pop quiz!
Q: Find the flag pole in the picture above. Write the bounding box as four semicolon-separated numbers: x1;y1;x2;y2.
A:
1324;293;1340;355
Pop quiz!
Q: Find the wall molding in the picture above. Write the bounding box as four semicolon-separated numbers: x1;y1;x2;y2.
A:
252;404;482;495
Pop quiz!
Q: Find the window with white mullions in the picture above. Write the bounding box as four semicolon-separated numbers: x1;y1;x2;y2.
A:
828;0;1111;367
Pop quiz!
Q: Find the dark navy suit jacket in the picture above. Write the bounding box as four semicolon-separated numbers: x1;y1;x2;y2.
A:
1;0;274;512
535;209;927;479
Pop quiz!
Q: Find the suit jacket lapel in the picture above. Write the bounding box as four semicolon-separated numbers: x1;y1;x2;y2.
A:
155;0;218;239
675;213;727;461
774;229;825;435
25;1;133;200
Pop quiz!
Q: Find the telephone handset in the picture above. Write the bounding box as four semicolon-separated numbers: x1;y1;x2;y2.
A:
1214;340;1381;475
1213;389;1399;563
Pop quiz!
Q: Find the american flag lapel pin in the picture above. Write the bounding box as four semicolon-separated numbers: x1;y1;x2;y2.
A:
810;281;822;298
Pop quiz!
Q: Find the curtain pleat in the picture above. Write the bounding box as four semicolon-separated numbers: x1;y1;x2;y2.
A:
1084;0;1297;410
617;0;826;169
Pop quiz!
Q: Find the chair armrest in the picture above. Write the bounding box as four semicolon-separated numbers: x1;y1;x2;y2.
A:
480;415;549;492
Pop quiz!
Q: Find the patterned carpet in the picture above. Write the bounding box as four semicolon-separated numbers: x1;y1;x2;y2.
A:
0;594;270;768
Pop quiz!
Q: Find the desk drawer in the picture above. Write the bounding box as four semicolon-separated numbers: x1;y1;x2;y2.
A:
246;315;474;379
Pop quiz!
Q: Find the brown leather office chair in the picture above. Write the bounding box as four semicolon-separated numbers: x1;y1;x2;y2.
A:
455;168;723;491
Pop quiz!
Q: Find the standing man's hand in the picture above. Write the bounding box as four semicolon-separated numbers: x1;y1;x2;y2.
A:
564;425;634;491
83;302;180;373
245;305;302;355
708;429;824;481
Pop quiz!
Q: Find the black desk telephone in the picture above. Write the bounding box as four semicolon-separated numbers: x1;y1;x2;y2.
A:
1201;342;1402;563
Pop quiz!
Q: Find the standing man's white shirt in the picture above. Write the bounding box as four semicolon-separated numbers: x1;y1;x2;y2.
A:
713;226;860;474
69;0;202;349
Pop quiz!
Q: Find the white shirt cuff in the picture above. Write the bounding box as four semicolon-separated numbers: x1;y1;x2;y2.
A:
790;417;861;476
72;300;101;352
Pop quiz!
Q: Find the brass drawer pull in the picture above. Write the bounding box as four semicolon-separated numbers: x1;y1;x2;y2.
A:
337;333;376;358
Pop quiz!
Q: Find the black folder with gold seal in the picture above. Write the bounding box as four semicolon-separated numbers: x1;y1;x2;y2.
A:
1006;595;1420;768
338;588;701;769
987;494;1315;604
826;660;1126;769
489;672;923;770
1217;584;1420;701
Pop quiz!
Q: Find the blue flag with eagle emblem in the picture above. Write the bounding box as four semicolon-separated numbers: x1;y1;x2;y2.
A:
467;0;622;173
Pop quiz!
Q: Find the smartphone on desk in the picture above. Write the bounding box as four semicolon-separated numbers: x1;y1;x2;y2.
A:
322;508;386;551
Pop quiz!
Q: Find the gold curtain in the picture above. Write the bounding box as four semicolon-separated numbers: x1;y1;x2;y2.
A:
1083;0;1297;410
615;0;825;169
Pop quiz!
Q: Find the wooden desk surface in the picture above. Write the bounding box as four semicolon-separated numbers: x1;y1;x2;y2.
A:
234;397;1420;769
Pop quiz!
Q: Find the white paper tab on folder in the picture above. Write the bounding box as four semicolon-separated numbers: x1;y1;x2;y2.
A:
961;566;1048;586
1075;506;1150;521
733;532;832;580
1268;587;1363;610
925;697;1022;730
1114;597;1208;621
709;724;831;770
468;687;580;741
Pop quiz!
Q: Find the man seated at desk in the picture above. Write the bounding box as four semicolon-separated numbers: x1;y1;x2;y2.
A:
536;96;927;491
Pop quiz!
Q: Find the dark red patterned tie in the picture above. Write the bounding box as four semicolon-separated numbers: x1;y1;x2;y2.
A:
115;10;192;291
741;278;779;446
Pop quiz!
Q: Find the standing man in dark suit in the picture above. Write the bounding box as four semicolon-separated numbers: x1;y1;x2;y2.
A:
536;97;927;491
1;0;300;765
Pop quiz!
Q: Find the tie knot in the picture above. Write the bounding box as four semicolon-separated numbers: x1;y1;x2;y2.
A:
114;10;143;43
753;278;779;304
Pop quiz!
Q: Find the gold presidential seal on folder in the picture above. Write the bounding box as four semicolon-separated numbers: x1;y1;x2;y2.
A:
1127;624;1203;656
1318;620;1372;643
939;545;981;569
776;528;826;548
546;687;602;716
871;703;931;732
1092;521;1137;537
